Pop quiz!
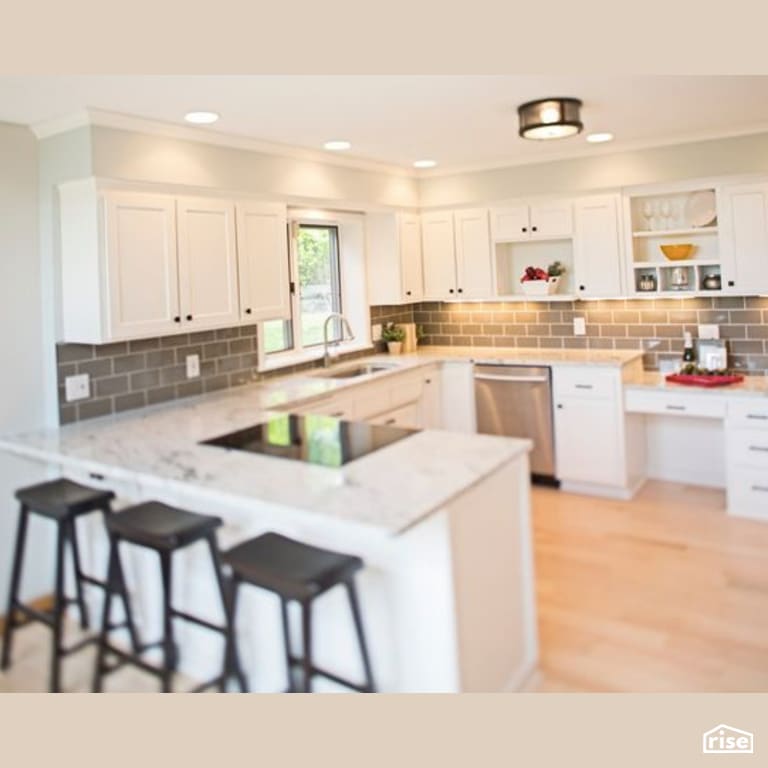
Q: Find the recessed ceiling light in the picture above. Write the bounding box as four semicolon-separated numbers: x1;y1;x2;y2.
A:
184;111;220;125
586;132;614;143
413;159;437;169
324;140;351;151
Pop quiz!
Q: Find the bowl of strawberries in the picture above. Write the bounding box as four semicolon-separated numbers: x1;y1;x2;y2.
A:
519;261;565;296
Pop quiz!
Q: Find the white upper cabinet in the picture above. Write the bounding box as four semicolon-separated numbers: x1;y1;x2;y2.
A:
236;201;291;321
454;208;494;299
719;182;768;294
573;195;623;298
365;212;423;304
103;192;181;340
177;197;240;329
491;201;572;242
421;211;458;299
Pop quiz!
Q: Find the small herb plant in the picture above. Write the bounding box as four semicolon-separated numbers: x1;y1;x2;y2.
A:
381;323;406;343
547;261;566;277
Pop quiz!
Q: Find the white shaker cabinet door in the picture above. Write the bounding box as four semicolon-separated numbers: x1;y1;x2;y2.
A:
490;205;530;242
719;183;768;294
421;211;457;299
529;201;573;240
236;201;291;321
454;208;493;299
400;213;424;301
103;192;181;340
176;197;240;330
573;195;623;298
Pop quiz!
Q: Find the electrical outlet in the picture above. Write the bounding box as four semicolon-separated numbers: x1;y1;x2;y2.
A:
573;317;586;336
372;323;383;341
65;373;90;402
186;354;200;378
698;324;720;340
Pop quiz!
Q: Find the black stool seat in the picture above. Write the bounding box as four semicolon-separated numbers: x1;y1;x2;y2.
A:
106;501;222;551
222;533;363;600
15;478;115;520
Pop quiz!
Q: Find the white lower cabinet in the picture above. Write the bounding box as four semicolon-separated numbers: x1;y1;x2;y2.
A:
369;402;421;429
726;398;768;520
553;366;642;497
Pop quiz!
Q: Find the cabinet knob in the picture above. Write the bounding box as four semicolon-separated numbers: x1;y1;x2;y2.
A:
186;314;193;321
425;378;432;384
406;290;412;296
579;285;586;291
531;226;538;232
556;404;563;409
245;308;252;315
174;316;181;323
457;288;464;294
728;280;735;287
449;288;454;294
522;227;528;233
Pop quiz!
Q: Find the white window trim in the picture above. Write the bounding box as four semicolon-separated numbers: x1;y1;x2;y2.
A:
257;209;372;372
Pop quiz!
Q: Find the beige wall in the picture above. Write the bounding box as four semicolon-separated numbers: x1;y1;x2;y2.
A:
0;122;52;601
418;132;768;207
90;126;420;210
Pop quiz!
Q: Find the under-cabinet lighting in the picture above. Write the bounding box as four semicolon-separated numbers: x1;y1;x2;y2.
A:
324;140;352;151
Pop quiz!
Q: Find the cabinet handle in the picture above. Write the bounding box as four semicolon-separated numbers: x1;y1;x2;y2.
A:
574;384;593;390
245;308;252;315
748;445;768;452
522;227;528;233
747;414;768;420
385;418;397;425
330;411;345;418
751;485;768;493
174;316;181;323
531;226;538;232
186;314;193;321
89;472;105;481
665;404;686;411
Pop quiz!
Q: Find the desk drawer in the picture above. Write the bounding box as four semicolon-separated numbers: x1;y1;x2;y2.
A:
554;369;617;400
728;428;768;469
727;465;768;520
624;389;727;419
728;399;768;428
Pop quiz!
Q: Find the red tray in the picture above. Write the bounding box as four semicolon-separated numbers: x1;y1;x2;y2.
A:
665;373;744;387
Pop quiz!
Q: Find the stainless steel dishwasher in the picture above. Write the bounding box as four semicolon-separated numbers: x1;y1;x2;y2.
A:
474;364;556;481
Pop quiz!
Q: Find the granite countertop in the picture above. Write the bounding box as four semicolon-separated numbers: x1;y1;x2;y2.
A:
624;370;768;398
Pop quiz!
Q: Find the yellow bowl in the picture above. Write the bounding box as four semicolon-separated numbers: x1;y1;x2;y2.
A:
660;243;695;261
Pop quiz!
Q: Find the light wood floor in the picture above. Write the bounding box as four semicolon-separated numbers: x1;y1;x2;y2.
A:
2;480;768;692
526;480;768;692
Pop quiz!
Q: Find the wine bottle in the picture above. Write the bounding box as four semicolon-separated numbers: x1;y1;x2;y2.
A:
682;331;695;363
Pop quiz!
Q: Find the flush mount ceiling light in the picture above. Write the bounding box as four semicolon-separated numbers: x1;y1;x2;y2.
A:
413;159;437;169
184;111;220;125
324;140;351;151
518;97;583;140
586;132;614;143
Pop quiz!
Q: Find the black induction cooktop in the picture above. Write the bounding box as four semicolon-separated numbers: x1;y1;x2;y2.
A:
201;413;418;468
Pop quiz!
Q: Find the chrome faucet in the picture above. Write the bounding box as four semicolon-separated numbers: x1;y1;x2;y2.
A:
323;313;355;367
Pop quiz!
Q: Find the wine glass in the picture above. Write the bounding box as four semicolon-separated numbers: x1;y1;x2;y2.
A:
642;201;654;232
660;200;672;230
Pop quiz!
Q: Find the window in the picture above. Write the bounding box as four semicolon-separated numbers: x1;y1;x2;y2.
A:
263;223;342;355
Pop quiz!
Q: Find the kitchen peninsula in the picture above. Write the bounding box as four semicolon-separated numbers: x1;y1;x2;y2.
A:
0;357;537;693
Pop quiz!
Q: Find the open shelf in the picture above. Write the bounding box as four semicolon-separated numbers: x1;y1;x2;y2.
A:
633;259;720;269
632;226;718;238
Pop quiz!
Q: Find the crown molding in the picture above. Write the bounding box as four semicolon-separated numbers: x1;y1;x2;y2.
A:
31;108;417;179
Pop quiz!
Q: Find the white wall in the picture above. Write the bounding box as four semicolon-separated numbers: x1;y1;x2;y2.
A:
0;122;52;603
418;132;768;207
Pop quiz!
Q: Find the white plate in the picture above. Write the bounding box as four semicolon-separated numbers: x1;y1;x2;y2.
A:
686;190;717;228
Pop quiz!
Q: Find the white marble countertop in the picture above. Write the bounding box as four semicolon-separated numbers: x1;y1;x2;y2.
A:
624;370;768;398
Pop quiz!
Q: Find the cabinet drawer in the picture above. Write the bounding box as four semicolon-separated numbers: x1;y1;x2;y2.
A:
554;369;617;400
389;373;423;408
728;399;768;428
727;465;768;520
624;389;727;418
369;402;420;430
728;428;768;468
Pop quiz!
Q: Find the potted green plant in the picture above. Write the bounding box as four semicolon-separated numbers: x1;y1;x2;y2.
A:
381;323;406;355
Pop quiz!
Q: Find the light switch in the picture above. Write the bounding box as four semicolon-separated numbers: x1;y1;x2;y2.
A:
186;354;200;378
573;317;586;336
65;373;90;402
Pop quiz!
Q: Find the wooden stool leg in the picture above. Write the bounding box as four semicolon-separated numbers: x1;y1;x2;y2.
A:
68;517;90;630
50;520;68;693
158;550;175;693
300;600;313;693
280;598;296;692
92;536;118;693
345;579;376;693
1;505;29;670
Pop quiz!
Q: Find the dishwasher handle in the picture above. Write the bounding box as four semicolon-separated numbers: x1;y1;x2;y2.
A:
474;372;550;383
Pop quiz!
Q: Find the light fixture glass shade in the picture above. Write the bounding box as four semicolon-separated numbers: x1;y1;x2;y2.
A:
518;98;583;140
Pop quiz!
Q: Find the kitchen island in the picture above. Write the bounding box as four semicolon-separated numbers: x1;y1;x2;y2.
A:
0;362;536;693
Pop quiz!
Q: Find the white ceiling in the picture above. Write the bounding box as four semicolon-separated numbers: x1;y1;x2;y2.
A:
2;75;768;174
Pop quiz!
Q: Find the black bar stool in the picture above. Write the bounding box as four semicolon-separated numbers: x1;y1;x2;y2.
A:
92;501;247;693
1;478;140;692
222;532;375;693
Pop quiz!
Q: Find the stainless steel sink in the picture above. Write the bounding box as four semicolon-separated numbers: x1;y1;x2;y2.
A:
318;363;398;379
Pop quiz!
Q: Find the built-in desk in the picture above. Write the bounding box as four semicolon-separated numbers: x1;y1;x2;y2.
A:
625;373;768;521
